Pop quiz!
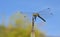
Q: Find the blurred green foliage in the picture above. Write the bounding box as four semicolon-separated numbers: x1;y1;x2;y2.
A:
0;12;45;37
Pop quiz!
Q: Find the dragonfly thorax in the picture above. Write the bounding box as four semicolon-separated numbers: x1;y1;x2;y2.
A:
33;13;39;17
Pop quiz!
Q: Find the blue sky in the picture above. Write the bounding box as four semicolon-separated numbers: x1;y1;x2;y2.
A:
0;0;60;36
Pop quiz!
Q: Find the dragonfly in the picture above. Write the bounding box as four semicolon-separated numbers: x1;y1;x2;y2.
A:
16;8;53;37
20;8;53;22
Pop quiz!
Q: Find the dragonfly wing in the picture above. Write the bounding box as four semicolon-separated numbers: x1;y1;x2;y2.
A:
16;8;53;20
38;8;53;20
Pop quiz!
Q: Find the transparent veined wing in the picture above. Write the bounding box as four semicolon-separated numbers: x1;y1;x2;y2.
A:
10;12;31;28
19;8;53;20
36;8;53;20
